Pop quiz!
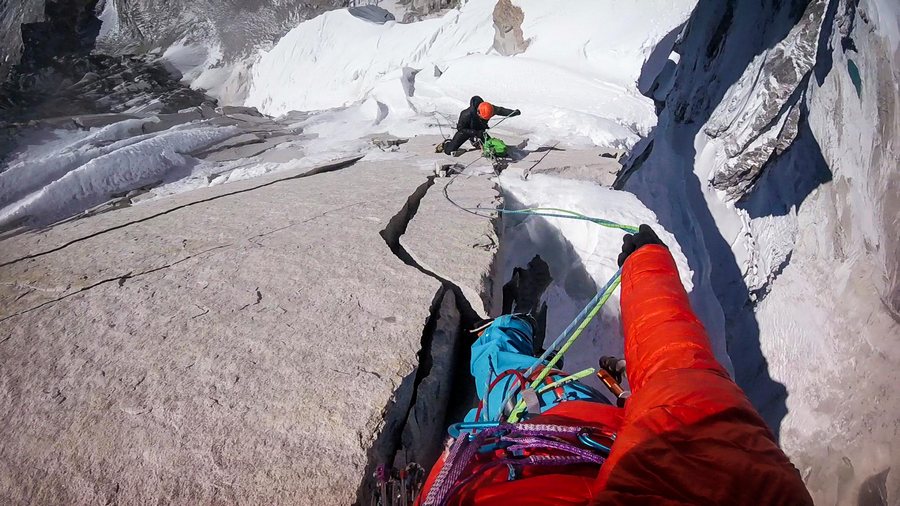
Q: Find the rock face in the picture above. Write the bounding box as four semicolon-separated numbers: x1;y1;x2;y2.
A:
401;174;500;318
623;0;900;503
93;0;343;60
705;0;826;199
0;0;38;82
521;147;622;185
398;289;459;470
807;0;899;322
780;1;899;500
397;0;459;23
492;0;528;57
0;0;98;82
0;2;217;156
1;53;211;123
0;154;496;504
1;0;345;114
348;5;395;24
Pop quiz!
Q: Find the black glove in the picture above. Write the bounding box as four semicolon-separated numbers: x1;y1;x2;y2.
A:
617;224;666;267
510;109;521;117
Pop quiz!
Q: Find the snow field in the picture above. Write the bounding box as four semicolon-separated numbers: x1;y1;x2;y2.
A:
244;0;697;150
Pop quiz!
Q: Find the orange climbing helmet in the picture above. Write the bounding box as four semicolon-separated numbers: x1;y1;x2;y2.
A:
477;102;495;120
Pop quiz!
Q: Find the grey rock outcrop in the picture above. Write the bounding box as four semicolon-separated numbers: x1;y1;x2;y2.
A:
398;0;458;23
94;0;344;60
398;289;460;470
0;0;98;82
401;174;500;318
1;53;211;125
0;0;43;82
349;5;396;24
706;0;826;200
492;0;528;57
522;147;622;185
791;3;900;498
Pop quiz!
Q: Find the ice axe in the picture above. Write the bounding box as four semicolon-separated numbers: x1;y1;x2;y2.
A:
487;110;519;131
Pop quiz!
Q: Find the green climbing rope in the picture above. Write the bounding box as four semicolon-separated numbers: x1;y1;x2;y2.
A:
506;272;622;423
441;174;639;423
493;207;640;234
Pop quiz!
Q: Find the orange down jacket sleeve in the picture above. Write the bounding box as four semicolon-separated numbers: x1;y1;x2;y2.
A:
592;244;812;505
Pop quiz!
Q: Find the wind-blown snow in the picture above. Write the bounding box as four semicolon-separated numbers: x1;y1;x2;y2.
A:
246;6;490;114
162;41;224;84
513;0;687;88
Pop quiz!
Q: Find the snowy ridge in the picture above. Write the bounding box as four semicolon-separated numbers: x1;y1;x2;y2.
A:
0;124;238;229
0;119;155;210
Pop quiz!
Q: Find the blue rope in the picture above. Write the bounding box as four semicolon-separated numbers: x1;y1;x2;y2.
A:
479;207;638;421
519;268;623;381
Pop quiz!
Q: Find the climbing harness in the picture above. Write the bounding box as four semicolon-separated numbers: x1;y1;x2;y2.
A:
471;364;593;423
422;423;613;506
